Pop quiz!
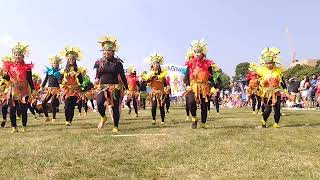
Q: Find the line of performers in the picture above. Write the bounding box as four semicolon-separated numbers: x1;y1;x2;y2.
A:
0;36;289;134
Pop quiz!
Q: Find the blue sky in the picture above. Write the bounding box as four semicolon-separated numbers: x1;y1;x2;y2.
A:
0;0;319;79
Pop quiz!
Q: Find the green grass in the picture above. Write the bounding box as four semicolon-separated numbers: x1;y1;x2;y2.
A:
0;107;319;179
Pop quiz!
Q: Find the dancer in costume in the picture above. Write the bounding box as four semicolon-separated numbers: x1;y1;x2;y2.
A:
252;47;287;128
2;42;34;133
41;55;62;122
60;47;83;126
210;64;222;114
164;76;171;113
138;71;148;110
126;65;139;117
95;35;128;132
184;39;215;129
142;53;167;125
246;64;262;114
0;55;11;127
182;66;191;121
77;67;94;117
27;72;43;119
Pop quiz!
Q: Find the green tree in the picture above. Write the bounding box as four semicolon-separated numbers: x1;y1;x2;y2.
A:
283;61;320;80
220;72;231;89
235;62;250;81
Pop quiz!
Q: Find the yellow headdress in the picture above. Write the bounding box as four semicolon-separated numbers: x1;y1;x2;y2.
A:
60;46;82;60
144;52;165;65
127;64;136;74
260;47;280;64
49;55;63;64
1;55;13;62
98;35;119;52
189;39;208;55
248;62;258;72
12;42;30;56
32;72;41;81
212;63;220;72
185;49;193;60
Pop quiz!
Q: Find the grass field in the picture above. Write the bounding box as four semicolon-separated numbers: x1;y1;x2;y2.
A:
0;107;319;179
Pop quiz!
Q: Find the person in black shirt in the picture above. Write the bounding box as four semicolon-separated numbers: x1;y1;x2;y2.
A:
41;55;62;122
288;77;301;104
139;71;148;110
95;36;128;133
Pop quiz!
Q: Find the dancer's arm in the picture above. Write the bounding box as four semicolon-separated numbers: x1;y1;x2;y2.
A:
41;74;48;88
27;70;35;91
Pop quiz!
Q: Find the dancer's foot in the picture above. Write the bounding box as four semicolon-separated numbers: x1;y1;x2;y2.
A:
191;117;198;129
97;116;107;129
273;123;280;128
1;119;6;128
200;123;207;129
21;126;26;132
44;117;50;122
260;119;267;128
10;127;18;133
65;121;72;126
112;127;119;133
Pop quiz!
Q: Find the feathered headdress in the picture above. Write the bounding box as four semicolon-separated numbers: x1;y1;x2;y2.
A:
185;48;193;60
32;72;41;81
49;55;63;64
98;35;119;52
12;42;30;56
212;63;220;72
1;55;13;62
144;52;165;65
260;47;280;64
189;39;208;55
127;64;136;74
60;46;82;60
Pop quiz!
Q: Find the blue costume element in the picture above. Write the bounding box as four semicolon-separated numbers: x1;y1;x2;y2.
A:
45;66;61;79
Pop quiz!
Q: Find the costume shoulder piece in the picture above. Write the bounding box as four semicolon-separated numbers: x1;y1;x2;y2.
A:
60;68;67;76
114;56;124;64
158;70;168;81
94;58;103;69
45;66;61;79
